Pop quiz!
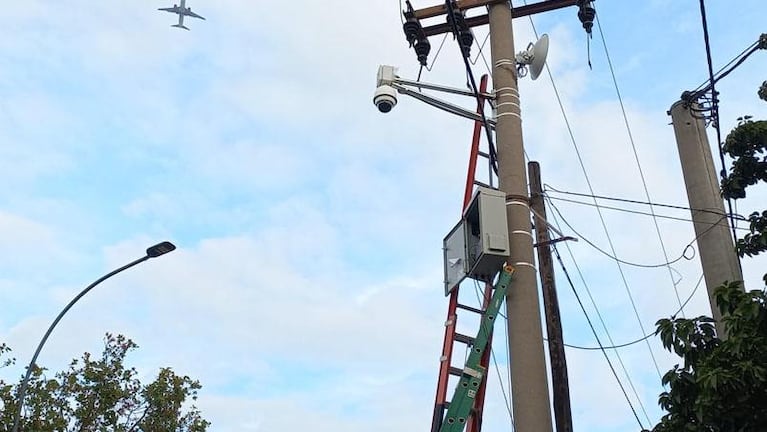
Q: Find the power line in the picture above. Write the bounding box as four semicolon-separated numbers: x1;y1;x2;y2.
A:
551;243;646;430
696;0;741;258
544;185;743;220
523;8;663;384
546;196;653;425
691;38;763;95
520;9;653;424
551;273;705;351
444;0;498;174
548;199;699;269
546;195;750;230
595;15;684;315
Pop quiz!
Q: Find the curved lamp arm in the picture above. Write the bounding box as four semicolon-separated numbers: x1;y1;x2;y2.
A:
11;241;176;432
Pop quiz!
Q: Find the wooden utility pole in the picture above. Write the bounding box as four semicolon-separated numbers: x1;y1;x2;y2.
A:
488;4;553;432
669;101;743;337
529;161;573;432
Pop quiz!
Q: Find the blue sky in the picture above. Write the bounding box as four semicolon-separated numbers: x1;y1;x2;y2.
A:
1;1;766;431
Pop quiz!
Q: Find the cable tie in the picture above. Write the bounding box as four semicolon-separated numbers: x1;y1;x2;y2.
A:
511;230;534;239
496;112;521;120
513;262;536;270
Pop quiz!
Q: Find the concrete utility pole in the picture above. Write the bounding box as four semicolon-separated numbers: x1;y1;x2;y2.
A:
669;101;743;337
489;4;554;432
529;161;572;432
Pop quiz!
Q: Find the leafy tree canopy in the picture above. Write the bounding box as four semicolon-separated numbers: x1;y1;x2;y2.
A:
0;333;210;432
652;281;767;432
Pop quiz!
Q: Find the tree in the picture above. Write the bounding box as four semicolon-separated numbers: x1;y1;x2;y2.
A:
0;334;210;432
652;281;767;431
651;86;767;431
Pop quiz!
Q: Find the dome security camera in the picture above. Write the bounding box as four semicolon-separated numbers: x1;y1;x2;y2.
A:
373;84;398;113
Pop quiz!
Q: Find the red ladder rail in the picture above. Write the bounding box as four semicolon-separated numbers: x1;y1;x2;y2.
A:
430;74;493;432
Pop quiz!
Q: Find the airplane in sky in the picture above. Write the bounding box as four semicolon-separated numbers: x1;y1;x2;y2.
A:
159;0;205;30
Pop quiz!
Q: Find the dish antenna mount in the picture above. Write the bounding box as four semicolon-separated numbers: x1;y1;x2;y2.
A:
515;34;549;80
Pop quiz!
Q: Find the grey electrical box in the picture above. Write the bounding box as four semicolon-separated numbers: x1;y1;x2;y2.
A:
443;187;510;295
443;220;468;295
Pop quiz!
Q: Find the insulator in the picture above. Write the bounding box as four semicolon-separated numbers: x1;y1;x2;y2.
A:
459;31;474;58
403;15;421;47
414;37;431;66
447;7;466;33
577;1;596;35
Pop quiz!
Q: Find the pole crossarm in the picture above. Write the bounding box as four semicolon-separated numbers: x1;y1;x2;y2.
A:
414;0;507;19
415;0;578;36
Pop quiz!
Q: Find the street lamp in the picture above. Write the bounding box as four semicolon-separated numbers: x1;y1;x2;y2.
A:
10;241;177;432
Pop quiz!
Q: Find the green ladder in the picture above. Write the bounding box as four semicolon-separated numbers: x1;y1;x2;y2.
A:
439;265;514;432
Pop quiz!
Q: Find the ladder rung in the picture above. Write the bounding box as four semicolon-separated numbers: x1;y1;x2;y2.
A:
449;367;463;376
473;180;491;189
456;303;484;315
454;333;475;345
477;151;490;158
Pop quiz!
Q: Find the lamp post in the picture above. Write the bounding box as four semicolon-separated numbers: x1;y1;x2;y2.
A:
11;241;176;432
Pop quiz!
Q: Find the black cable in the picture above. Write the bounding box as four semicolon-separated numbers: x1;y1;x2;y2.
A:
547;196;653;425
522;10;657;423
521;9;664;382
595;14;685;314
552;244;646;430
544;185;743;219
697;0;742;265
547;195;750;230
548;199;712;269
690;39;761;96
551;273;705;351
445;0;498;175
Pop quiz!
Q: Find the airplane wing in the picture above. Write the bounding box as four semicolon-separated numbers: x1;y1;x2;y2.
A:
158;6;182;13
183;8;206;20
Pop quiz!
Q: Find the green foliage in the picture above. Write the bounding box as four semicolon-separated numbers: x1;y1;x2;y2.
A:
720;117;767;201
759;81;767;102
0;334;210;432
720;116;767;258
652;282;767;432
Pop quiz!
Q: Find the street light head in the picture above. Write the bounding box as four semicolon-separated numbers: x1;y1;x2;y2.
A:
146;241;176;258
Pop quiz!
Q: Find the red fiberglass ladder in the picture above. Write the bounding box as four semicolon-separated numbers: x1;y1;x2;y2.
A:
430;74;498;432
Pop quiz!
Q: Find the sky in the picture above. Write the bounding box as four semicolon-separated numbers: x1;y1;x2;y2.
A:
0;1;765;431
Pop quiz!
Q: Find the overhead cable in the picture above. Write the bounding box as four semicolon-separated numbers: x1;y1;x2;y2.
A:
521;7;653;424
523;6;664;383
546;195;653;425
552;243;646;430
445;0;499;174
548;200;699;269
550;273;705;351
546;195;750;230
696;0;741;257
596;15;685;314
544;185;744;219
